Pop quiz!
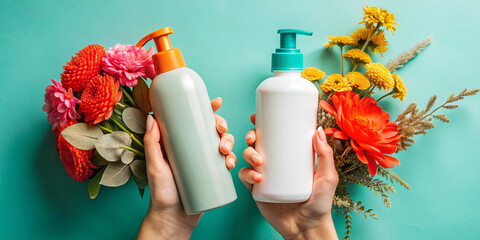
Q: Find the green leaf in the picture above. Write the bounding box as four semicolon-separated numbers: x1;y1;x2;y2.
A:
100;162;131;187
114;108;123;116
95;132;132;162
138;187;145;198
133;77;152;114
122;108;147;134
133;175;148;189
91;151;109;166
133;174;148;199
130;160;146;178
61;123;103;150
88;167;106;199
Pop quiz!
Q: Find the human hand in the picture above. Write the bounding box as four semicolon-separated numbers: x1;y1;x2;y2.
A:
137;97;236;240
239;114;339;240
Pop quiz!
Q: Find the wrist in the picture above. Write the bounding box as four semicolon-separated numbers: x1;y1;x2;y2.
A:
138;209;195;240
288;214;338;240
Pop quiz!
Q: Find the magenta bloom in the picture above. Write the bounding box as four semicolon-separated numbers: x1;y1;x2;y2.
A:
42;79;80;129
102;44;155;87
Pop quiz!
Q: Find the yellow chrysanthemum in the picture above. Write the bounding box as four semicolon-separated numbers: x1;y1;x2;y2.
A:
323;36;357;49
320;74;352;93
359;5;399;34
345;72;370;90
343;49;372;65
392;73;407;101
350;27;388;56
365;63;394;90
301;67;326;82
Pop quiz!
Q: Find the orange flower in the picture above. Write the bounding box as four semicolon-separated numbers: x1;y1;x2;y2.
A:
54;119;99;181
320;92;400;176
61;45;106;92
78;74;122;125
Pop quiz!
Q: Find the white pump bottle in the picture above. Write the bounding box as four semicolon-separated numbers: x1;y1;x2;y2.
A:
252;29;318;203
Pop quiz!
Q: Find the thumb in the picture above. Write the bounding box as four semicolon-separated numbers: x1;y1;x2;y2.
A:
313;126;338;181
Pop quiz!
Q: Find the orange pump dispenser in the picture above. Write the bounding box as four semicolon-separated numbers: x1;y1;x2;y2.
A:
136;27;186;74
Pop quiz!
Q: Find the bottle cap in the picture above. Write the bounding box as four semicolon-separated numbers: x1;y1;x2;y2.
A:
137;27;186;75
272;29;313;71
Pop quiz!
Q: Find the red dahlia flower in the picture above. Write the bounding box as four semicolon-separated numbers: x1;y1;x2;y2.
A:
320;92;401;176
78;74;122;125
54;119;99;181
61;45;106;92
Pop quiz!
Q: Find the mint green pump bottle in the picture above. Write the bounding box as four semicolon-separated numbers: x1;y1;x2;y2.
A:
137;27;237;215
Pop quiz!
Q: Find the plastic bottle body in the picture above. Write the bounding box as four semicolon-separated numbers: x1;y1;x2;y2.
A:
252;71;318;203
149;67;237;214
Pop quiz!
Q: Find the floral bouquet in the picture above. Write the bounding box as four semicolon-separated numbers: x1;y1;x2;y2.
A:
43;43;157;199
301;5;478;239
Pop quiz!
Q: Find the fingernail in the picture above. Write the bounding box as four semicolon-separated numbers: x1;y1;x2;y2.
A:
228;157;235;168
223;141;233;152
252;154;261;165
317;126;327;143
253;173;262;182
245;133;253;142
146;115;153;132
220;121;228;132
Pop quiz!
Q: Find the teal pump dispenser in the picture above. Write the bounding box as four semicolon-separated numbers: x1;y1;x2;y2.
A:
271;29;313;71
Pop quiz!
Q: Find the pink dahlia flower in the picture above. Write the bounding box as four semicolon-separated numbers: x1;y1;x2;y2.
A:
102;44;155;87
42;79;80;129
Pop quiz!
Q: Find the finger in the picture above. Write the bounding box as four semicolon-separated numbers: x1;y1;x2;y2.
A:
313;126;338;182
245;129;256;146
219;133;235;155
250;113;256;125
225;152;237;169
242;147;263;167
144;115;169;181
211;97;222;113
238;167;262;191
215;114;228;134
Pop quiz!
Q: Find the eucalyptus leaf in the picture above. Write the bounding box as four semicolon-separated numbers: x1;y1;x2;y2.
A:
95;132;132;162
61;123;103;150
122;108;147;134
130;160;147;178
91;151;109;166
100;162;131;187
121;150;135;164
88;167;105;199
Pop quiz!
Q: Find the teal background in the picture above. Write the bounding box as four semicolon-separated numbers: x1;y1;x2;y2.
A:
1;0;479;239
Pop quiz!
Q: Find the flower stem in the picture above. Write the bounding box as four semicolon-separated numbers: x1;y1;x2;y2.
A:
359;90;366;97
352;24;381;72
119;146;145;157
120;86;137;108
111;118;144;148
377;91;394;102
97;125;113;133
341;46;344;76
366;86;376;96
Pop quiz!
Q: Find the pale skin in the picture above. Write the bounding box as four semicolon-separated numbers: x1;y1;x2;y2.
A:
238;114;339;240
137;97;236;240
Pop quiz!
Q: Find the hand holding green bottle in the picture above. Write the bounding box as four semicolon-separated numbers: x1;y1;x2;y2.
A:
137;98;236;239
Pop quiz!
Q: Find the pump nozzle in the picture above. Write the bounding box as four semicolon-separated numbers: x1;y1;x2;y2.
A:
272;29;312;71
278;29;312;49
137;27;186;74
